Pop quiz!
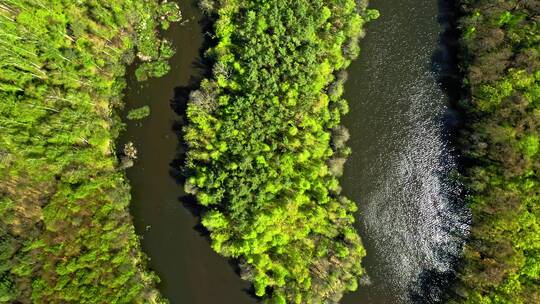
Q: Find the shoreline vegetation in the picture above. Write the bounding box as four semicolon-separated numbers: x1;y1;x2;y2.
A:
0;0;179;302
184;0;378;303
454;0;539;303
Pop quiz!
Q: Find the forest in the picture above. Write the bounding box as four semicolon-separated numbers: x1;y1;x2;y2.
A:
453;0;539;303
183;0;378;302
0;0;179;302
1;0;539;303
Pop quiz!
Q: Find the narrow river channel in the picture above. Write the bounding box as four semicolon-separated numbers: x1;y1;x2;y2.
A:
120;0;469;303
119;1;253;303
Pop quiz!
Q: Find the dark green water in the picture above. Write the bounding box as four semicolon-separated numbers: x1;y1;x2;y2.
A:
120;0;467;303
341;0;467;303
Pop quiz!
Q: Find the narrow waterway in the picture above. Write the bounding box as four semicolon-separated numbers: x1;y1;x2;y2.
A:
341;0;469;303
119;1;253;303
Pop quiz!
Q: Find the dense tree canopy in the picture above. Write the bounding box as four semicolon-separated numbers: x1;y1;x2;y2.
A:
453;0;540;303
184;0;377;303
0;0;179;302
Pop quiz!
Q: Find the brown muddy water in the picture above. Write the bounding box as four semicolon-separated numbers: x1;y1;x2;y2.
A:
119;1;253;303
119;0;468;303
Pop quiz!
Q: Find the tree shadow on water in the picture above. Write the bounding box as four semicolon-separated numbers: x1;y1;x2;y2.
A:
408;245;465;303
169;77;206;231
409;268;456;304
166;12;261;301
421;1;471;303
431;0;464;140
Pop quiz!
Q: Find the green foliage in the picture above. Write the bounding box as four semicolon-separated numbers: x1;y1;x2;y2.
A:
365;9;380;22
453;1;540;303
132;1;181;81
127;106;151;120
0;0;179;302
184;0;373;302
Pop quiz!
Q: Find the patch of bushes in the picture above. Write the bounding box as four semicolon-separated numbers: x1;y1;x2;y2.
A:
127;106;151;120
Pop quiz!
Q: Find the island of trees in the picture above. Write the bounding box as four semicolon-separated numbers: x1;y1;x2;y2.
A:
183;0;377;302
0;0;179;302
453;0;539;303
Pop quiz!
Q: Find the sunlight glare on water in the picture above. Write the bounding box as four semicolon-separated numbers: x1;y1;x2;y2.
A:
341;2;471;302
363;67;469;301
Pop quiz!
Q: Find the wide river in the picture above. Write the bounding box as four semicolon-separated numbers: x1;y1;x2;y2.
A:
341;0;469;303
120;0;469;303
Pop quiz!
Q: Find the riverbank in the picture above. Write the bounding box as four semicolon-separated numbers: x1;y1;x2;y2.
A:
452;1;540;302
0;1;178;302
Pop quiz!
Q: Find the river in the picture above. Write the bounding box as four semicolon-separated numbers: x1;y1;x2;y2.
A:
120;0;469;303
341;0;469;303
119;1;253;303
